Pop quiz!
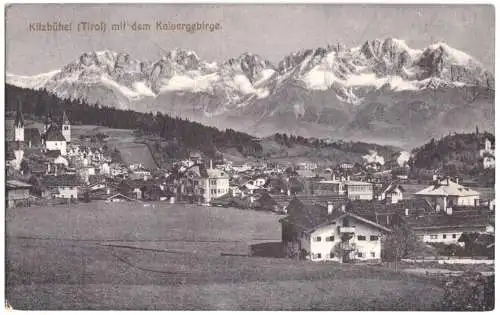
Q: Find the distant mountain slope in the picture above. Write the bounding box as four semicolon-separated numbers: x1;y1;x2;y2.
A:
6;84;406;165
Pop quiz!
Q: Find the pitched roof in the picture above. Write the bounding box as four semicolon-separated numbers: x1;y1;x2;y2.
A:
62;111;70;125
415;179;479;197
402;210;492;231
15;105;24;127
45;125;66;142
45;150;62;159
25;128;42;146
41;175;81;187
282;197;391;233
206;168;229;178
6;147;16;160
106;193;136;202
382;182;405;194
6;180;32;189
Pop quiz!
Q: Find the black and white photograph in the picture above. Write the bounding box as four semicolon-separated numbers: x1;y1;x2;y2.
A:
4;3;496;311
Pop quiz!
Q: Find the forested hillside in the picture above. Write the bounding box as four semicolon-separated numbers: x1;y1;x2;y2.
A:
6;84;263;158
409;132;495;185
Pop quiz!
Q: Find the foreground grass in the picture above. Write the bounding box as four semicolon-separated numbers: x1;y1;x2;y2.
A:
6;202;445;310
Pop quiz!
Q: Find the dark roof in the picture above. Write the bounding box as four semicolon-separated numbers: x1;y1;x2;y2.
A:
45;124;66;141
458;232;494;246
345;198;433;216
6;147;16;160
41;175;81;187
15;106;24;127
282;198;391;232
271;194;346;208
383;182;406;194
402;210;493;231
25;128;42;146
62;111;70;125
45;150;62;158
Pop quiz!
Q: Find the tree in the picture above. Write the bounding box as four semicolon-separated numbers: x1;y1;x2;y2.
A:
381;224;425;268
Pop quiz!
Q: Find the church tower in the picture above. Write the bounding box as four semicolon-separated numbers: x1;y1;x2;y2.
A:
43;112;52;135
62;111;71;142
14;102;24;142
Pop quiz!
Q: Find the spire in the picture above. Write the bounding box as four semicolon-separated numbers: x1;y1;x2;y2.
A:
62;110;70;125
15;100;24;128
44;110;53;125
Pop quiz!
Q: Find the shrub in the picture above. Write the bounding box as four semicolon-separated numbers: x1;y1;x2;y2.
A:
441;271;494;311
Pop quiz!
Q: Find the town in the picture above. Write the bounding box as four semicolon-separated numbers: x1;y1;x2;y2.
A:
6;105;495;264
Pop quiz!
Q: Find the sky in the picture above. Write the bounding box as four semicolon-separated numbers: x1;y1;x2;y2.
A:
5;4;495;75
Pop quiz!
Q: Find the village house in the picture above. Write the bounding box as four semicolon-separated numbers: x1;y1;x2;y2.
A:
480;138;495;169
6;180;32;208
401;207;494;245
41;174;80;199
280;198;391;262
377;182;405;204
415;177;481;211
199;162;230;203
312;178;373;200
106;193;137;203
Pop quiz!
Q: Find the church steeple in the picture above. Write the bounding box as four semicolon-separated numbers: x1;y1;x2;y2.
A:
62;111;70;125
43;111;53;135
61;110;71;142
15;101;24;128
14;100;25;142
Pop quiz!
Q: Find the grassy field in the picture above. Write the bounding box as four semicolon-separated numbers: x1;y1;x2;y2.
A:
6;202;445;310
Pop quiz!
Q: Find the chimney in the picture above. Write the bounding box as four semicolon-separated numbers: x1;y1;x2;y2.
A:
446;207;453;215
327;202;334;214
341;204;346;212
405;208;409;216
432;174;437;181
210;160;213;169
455;177;459;184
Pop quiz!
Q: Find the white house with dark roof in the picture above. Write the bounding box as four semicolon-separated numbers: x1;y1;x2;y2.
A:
415;178;480;211
378;182;405;204
281;199;391;262
402;208;494;244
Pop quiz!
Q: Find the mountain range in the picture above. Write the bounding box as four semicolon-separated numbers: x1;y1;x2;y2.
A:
7;38;495;148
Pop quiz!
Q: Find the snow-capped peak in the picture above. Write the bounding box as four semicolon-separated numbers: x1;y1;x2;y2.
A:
6;38;494;110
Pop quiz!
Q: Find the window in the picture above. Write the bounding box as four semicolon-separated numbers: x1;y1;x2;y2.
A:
314;236;322;242
452;234;457;239
430;235;438;239
417;235;424;241
326;236;335;242
317;253;322;259
371;252;376;258
357;252;363;258
443;234;447;239
357;235;366;241
329;253;335;258
370;235;379;241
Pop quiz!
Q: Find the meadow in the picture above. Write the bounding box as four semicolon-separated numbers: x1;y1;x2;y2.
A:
6;201;445;310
